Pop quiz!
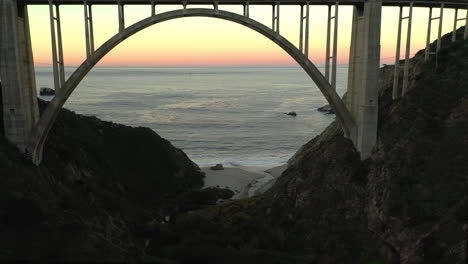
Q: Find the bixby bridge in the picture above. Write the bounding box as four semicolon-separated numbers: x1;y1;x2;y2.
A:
1;0;467;164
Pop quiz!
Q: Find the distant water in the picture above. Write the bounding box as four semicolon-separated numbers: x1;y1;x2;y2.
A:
35;66;347;168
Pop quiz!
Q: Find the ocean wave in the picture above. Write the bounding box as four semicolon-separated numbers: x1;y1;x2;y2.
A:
164;99;237;110
193;155;291;168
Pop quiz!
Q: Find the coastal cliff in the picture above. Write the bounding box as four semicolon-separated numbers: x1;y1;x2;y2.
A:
0;28;466;263
0;103;205;261
256;27;467;263
154;28;467;263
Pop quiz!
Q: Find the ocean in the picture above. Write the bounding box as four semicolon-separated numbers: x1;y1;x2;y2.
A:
35;66;347;168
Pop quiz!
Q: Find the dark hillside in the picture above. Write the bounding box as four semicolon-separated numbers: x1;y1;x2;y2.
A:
157;27;468;264
261;26;467;263
0;27;466;263
41;101;204;207
0;102;205;261
367;27;467;264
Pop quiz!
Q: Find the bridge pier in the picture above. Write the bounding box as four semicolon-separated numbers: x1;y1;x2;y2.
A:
325;3;339;90
347;0;382;158
0;0;39;154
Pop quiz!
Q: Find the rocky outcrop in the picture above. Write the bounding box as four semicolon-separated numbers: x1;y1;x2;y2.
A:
365;28;468;263
317;104;334;114
170;27;467;264
260;27;468;263
39;87;55;96
210;164;224;170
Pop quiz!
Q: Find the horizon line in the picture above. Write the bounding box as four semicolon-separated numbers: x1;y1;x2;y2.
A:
33;64;355;68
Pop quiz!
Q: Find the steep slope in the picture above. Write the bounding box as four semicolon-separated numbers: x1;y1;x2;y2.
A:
158;27;467;264
367;28;467;264
1;27;466;263
260;26;468;263
0;103;205;261
268;26;467;264
41;101;204;208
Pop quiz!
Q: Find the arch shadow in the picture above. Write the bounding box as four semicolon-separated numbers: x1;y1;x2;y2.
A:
28;8;356;164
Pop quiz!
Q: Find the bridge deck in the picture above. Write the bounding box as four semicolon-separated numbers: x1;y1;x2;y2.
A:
16;0;468;8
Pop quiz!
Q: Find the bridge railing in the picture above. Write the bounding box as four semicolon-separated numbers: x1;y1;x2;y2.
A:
37;0;467;96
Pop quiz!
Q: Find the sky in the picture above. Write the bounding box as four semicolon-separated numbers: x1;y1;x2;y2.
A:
27;4;466;67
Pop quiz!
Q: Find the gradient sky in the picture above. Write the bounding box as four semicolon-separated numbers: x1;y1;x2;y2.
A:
28;4;465;66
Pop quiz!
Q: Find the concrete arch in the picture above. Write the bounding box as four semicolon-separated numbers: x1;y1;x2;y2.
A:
28;8;356;164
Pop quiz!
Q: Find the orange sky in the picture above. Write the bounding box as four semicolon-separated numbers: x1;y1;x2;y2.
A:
28;4;465;67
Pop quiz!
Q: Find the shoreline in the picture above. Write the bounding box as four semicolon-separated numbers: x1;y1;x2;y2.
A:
201;164;287;199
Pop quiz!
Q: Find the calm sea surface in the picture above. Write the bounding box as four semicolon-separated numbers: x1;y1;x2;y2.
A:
35;66;347;168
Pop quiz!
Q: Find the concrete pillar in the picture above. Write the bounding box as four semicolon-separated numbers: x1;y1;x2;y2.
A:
151;0;155;16
118;1;125;32
298;3;310;56
271;5;275;30
452;9;458;42
436;4;444;53
325;3;339;90
0;0;39;153
243;2;249;18
55;4;66;88
402;3;413;95
276;3;280;34
84;1;95;58
299;5;304;52
48;0;60;91
304;2;309;58
325;5;331;81
392;6;403;99
425;7;433;61
331;2;339;90
88;5;95;53
465;7;468;40
346;0;382;159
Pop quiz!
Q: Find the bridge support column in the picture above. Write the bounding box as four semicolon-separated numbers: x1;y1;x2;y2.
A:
325;3;339;90
272;3;280;33
118;0;125;32
299;3;309;58
452;8;458;42
0;0;39;154
465;7;468;40
402;2;413;95
347;0;382;159
243;2;249;18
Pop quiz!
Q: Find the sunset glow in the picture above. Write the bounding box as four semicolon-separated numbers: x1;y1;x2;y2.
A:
28;4;465;66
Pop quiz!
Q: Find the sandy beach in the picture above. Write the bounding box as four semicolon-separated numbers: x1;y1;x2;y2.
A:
202;164;287;199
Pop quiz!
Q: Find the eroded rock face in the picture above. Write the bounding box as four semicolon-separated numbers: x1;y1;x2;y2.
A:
365;30;468;264
147;29;467;264
268;28;468;263
261;126;371;262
